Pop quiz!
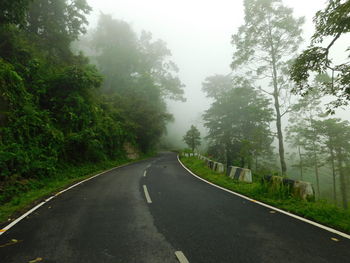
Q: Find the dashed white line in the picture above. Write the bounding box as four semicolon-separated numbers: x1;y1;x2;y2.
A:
177;155;350;240
143;170;147;177
143;185;152;204
175;251;189;263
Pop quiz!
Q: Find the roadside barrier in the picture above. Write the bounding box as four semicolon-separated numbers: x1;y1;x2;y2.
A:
263;175;315;200
181;152;314;199
227;166;252;183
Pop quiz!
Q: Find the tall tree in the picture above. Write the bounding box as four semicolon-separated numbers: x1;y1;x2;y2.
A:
183;125;201;152
231;0;304;175
291;0;350;112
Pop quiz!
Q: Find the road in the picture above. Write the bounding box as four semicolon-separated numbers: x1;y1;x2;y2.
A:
0;152;349;262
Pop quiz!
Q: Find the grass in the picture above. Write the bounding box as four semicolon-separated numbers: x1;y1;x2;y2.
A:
0;154;153;225
180;156;350;234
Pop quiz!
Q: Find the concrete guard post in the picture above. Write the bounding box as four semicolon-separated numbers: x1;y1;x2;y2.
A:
263;175;315;200
227;166;252;183
216;163;225;173
293;181;315;200
194;154;225;173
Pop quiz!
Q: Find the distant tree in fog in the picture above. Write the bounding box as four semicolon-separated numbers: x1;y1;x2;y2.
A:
183;125;201;152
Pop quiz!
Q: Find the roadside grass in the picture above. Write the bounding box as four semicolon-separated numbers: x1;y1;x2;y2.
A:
180;156;350;234
0;154;153;225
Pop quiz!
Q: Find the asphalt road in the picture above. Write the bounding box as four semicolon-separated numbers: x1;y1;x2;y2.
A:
1;152;350;262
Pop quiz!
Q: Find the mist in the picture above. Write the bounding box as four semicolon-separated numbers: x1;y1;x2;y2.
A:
81;0;350;206
85;0;335;146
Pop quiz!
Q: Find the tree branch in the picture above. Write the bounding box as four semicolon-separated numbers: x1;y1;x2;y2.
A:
256;85;274;96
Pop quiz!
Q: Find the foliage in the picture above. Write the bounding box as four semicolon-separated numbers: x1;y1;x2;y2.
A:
0;0;32;25
90;14;185;100
183;125;201;152
25;0;92;61
82;14;184;152
203;76;274;169
290;0;350;112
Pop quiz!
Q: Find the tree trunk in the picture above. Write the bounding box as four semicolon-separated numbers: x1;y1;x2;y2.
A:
274;92;287;175
336;148;348;209
298;145;303;180
225;144;232;171
313;149;320;198
270;40;287;176
241;157;245;168
329;146;337;203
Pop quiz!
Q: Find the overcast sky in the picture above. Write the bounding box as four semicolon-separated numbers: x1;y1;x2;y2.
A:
85;0;347;146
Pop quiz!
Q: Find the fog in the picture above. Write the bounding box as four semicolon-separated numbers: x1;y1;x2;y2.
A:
86;0;348;149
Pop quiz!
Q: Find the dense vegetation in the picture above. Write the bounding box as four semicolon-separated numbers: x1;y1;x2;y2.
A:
201;0;350;208
0;0;184;208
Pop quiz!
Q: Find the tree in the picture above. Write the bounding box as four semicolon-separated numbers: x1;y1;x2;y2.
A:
91;14;139;93
84;14;185;152
203;77;274;169
291;0;350;112
286;85;324;195
183;125;201;152
316;118;350;208
138;31;185;102
202;74;232;100
231;0;304;175
25;0;92;60
0;0;32;25
90;14;185;100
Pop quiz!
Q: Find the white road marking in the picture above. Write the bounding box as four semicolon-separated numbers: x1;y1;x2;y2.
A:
143;170;147;177
0;202;46;234
0;162;133;236
143;185;152;204
175;251;189;263
177;155;350;240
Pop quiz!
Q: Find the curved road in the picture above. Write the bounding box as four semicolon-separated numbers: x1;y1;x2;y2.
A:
1;152;349;262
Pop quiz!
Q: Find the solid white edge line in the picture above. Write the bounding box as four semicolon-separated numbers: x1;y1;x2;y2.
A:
0;162;133;236
177;155;350;240
175;251;189;263
143;185;152;204
1;202;46;232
